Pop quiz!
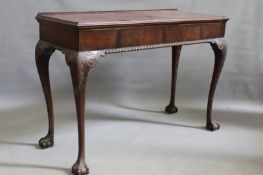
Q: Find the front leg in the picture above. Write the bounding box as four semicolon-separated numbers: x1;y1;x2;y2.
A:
206;39;227;131
35;41;55;149
65;50;104;175
165;46;182;114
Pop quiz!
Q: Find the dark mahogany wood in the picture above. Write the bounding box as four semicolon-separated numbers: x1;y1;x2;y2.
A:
165;46;182;114
165;40;227;131
37;9;227;27
35;9;229;175
35;42;55;148
65;54;90;175
36;9;228;51
206;40;227;131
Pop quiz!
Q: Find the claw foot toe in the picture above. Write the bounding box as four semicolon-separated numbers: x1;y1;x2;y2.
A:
206;121;220;131
39;135;54;149
165;105;178;114
72;161;89;175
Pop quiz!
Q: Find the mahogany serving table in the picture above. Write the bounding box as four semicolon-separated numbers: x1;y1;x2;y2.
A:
35;9;228;175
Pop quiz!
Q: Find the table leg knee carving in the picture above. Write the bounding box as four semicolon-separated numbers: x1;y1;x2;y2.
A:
35;41;55;148
206;39;227;131
64;50;103;175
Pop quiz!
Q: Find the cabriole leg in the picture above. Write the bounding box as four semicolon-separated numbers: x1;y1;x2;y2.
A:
206;39;227;131
165;46;182;114
35;41;55;149
65;50;103;175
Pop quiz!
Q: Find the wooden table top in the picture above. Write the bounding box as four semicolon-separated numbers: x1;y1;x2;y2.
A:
37;9;229;51
36;9;228;28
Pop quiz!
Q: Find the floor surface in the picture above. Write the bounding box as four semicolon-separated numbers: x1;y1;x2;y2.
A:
0;100;263;175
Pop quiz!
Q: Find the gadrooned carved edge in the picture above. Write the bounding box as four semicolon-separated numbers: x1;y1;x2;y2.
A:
104;38;222;54
38;38;225;66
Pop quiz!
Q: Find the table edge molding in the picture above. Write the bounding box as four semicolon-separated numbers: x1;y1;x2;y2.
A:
38;38;225;67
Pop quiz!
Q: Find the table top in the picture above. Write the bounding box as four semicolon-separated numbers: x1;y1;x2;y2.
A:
37;9;228;51
36;9;228;28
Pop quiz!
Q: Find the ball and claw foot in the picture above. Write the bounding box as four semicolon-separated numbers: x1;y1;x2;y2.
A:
39;135;54;149
165;104;178;114
72;160;89;175
206;121;220;131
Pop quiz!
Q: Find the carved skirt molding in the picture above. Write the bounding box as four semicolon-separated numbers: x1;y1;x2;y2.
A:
37;38;225;68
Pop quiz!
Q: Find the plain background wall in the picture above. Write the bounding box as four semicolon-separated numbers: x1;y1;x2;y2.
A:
0;1;263;175
0;0;263;112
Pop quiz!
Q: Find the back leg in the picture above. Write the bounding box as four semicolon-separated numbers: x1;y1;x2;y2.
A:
165;46;182;114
